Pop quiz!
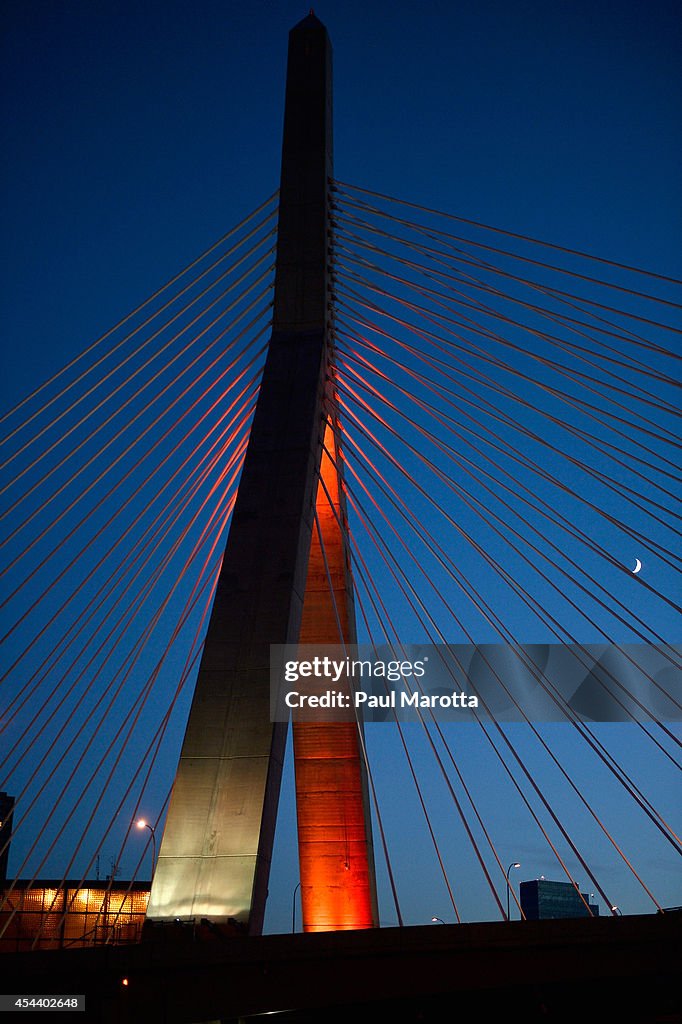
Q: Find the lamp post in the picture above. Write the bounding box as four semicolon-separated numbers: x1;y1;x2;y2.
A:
506;862;521;921
292;881;301;933
136;819;156;877
431;916;445;924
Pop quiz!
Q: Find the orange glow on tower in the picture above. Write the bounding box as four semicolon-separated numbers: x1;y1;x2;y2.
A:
293;420;378;931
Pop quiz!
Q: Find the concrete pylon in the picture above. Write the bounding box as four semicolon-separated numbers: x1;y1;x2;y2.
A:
147;13;377;935
294;419;378;931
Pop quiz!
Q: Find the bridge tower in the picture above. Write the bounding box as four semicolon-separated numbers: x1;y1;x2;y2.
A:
147;13;378;935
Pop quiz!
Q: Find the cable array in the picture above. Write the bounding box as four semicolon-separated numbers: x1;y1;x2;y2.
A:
323;180;681;923
1;178;680;938
0;194;275;936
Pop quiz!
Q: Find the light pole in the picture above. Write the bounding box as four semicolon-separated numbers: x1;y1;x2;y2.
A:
506;862;521;921
136;819;156;877
431;916;445;924
292;881;301;933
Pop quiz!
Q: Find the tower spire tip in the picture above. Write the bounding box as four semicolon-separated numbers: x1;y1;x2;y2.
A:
292;9;326;32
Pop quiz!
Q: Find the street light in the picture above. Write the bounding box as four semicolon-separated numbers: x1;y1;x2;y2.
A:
292;881;302;933
505;862;521;921
431;916;445;924
135;819;156;877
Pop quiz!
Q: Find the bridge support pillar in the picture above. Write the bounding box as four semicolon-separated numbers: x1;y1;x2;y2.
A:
147;13;377;934
294;422;378;931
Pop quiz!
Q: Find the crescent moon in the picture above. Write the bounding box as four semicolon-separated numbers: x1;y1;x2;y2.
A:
632;558;642;575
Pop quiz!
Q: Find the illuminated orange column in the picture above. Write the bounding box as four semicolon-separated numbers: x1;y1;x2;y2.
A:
293;421;378;931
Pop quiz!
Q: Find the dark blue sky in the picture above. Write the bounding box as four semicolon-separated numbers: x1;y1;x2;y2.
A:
1;0;680;932
2;0;680;404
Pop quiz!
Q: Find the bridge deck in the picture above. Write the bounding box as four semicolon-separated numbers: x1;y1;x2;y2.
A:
4;912;680;1022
